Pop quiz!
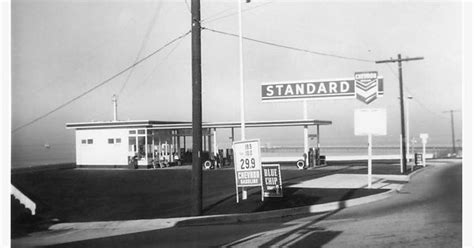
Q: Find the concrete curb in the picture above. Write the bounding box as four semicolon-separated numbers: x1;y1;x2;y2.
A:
50;184;403;231
407;165;427;181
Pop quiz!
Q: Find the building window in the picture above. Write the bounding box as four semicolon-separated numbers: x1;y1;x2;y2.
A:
138;129;145;135
108;138;114;144
81;139;86;144
87;139;93;144
116;138;121;143
129;130;136;135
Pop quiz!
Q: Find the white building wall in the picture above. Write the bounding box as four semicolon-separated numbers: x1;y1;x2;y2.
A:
75;129;129;166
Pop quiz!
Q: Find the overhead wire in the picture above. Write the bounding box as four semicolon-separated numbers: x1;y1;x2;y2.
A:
202;26;375;63
383;63;449;120
201;6;235;23
184;0;191;15
86;35;188;121
202;1;274;24
12;30;191;133
117;2;162;97
120;34;188;108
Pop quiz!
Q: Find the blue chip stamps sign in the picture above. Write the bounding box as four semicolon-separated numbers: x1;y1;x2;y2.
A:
233;139;262;187
261;72;383;103
261;164;283;197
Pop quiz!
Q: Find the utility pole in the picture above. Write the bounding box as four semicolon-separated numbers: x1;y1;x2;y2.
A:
375;54;423;174
191;0;203;216
443;110;460;155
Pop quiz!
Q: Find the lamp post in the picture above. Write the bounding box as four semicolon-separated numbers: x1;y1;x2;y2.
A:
406;96;413;162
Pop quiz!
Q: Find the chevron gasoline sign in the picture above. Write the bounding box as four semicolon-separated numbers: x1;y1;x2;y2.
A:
355;71;379;104
261;72;383;104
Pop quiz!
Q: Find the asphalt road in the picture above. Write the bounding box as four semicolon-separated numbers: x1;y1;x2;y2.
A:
49;159;462;248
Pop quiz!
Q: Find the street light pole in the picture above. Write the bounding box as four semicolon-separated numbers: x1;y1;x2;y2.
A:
406;96;412;162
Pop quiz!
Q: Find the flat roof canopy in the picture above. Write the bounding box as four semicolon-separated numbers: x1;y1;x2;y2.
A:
66;119;332;130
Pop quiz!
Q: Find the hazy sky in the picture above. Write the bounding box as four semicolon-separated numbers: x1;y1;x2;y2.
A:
11;0;465;150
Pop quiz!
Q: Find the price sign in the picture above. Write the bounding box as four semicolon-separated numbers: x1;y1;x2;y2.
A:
233;139;262;187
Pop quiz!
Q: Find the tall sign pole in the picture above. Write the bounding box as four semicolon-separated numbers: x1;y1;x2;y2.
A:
237;0;245;141
191;0;203;216
375;54;423;174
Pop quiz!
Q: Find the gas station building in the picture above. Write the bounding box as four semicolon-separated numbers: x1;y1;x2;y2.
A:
66;119;332;168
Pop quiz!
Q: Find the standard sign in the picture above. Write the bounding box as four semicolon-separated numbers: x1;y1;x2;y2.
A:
261;73;383;104
261;164;283;197
233;139;262;187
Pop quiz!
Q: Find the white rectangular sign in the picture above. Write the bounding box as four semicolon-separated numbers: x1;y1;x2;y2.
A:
354;108;387;136
420;133;429;144
233;139;262;187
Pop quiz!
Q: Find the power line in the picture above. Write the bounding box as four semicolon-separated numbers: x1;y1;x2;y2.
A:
201;6;235;23
87;34;188;121
184;0;191;15
202;1;273;24
12;30;191;133
383;63;449;120
120;34;188;108
202;27;374;63
117;2;163;96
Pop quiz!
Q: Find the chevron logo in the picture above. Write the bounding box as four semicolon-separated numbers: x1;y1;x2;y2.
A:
355;72;379;104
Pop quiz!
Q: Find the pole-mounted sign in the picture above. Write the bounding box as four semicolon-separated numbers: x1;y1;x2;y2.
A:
233;139;262;203
355;108;387;188
261;72;383;104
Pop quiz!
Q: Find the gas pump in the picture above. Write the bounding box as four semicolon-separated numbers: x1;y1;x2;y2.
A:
216;149;224;168
308;148;314;167
159;143;170;168
226;148;234;167
315;147;321;166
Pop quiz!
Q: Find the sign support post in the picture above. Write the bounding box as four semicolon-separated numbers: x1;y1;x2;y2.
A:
420;133;429;167
400;134;403;173
355;107;386;189
303;100;309;165
368;133;372;188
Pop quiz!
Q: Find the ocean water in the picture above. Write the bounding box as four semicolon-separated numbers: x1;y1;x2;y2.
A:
11;143;457;168
261;146;457;158
11;143;76;168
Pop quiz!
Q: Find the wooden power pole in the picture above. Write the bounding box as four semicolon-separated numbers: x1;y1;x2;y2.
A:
191;0;203;216
443;110;460;155
375;54;423;174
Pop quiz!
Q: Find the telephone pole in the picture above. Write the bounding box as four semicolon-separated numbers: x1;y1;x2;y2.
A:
375;54;423;174
443;110;460;155
191;0;203;216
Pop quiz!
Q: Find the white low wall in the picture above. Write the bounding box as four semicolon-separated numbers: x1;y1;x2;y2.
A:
11;184;36;215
